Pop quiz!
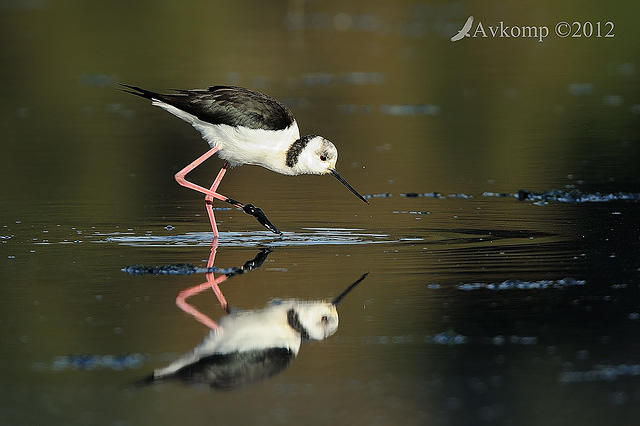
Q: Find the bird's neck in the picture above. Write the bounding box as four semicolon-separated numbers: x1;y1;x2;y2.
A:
285;134;316;169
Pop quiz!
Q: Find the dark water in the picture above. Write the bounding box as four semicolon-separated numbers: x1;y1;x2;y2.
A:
2;1;640;425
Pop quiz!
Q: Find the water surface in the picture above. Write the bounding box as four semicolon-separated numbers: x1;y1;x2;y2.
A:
1;1;640;425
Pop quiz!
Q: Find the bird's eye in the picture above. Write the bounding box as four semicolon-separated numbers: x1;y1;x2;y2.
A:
321;315;328;323
319;155;327;162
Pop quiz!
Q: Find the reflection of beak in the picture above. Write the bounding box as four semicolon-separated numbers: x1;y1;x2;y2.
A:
329;169;370;205
332;273;369;306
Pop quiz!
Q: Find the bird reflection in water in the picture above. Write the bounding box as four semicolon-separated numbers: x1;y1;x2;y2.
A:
144;242;368;390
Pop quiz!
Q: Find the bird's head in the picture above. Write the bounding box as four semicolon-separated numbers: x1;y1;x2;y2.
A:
293;135;369;204
289;302;339;340
294;135;338;175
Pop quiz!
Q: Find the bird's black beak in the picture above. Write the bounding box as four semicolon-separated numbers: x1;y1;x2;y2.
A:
329;169;370;205
332;273;369;306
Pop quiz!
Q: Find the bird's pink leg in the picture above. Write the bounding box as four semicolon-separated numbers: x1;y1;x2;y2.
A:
204;162;230;238
175;148;235;237
174;147;228;203
175;148;281;235
175;242;229;330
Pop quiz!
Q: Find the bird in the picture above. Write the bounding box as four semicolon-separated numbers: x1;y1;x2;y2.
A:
121;84;369;238
142;273;368;389
450;15;474;42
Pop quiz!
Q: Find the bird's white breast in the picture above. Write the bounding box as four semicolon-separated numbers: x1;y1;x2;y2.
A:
152;99;300;175
209;123;300;175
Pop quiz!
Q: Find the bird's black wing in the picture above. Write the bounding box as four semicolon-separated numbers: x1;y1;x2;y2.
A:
122;84;295;131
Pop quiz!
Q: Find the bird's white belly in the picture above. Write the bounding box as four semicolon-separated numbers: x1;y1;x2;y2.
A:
210;124;299;175
152;99;300;175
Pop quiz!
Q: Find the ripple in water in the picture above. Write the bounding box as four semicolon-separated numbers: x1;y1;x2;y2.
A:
103;228;393;247
46;354;146;371
457;278;585;291
558;364;640;384
483;189;640;203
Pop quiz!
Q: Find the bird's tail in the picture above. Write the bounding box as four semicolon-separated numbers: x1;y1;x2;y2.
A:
119;83;162;101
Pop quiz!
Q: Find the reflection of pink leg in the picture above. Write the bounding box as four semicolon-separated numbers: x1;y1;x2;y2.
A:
205;162;230;239
175;242;229;329
176;280;226;330
204;242;228;312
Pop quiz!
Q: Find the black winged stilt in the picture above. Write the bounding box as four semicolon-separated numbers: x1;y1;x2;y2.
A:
121;84;369;238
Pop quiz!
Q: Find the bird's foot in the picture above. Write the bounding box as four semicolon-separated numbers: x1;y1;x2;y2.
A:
242;204;282;235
